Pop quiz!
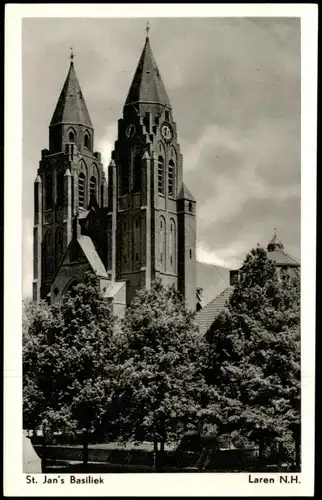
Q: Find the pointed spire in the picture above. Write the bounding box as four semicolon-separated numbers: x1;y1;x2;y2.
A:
50;58;92;128
124;31;171;109
267;230;284;252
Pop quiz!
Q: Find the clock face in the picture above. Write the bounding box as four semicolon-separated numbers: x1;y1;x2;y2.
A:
126;124;136;138
161;123;173;142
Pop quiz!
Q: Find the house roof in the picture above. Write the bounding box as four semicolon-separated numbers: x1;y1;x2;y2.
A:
267;250;300;267
266;232;300;267
195;286;233;336
50;61;93;128
124;36;171;109
77;236;108;277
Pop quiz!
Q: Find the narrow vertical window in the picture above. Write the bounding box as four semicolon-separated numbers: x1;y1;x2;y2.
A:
69;131;75;143
169;219;176;272
57;171;64;206
160;216;166;271
34;183;39;214
121;164;129;195
158;156;164;195
168;160;175;196
100;184;104;206
55;228;64;266
45;174;53;210
188;201;193;212
90;176;97;200
79;173;85;208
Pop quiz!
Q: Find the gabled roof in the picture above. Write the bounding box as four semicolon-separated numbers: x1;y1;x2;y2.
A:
125;36;171;108
267;250;300;267
178;182;196;202
77;236;108;277
195;287;233;336
50;61;93;128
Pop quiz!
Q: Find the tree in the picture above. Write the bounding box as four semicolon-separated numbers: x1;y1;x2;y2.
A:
23;272;117;465
111;279;216;469
207;247;300;467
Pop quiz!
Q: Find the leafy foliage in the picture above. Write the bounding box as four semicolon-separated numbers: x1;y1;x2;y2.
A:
207;248;300;461
110;279;217;444
23;272;117;445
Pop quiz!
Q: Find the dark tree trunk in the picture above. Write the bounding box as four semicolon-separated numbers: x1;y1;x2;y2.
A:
159;439;165;472
82;428;89;466
258;437;265;464
153;435;158;471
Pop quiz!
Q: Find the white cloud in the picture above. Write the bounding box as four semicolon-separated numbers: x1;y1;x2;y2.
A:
96;124;118;174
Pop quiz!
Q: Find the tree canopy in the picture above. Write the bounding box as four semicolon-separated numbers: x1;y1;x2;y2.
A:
23;273;117;447
109;279;217;444
207;247;300;462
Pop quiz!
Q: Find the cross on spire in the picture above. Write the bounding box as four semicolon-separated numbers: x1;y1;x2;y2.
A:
69;46;75;62
145;20;150;38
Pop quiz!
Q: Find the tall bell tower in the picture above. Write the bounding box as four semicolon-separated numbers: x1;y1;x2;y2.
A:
33;52;107;301
109;29;197;309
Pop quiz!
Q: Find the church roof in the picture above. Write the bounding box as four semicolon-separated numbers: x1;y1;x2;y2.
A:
77;236;108;277
195;287;233;336
50;61;93;128
103;281;127;299
124;36;171;108
178;182;196;202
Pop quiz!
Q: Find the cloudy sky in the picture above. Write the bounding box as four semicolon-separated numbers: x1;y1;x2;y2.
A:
22;17;301;297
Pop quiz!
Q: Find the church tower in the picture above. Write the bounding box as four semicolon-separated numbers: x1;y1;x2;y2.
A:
109;30;197;309
33;54;107;301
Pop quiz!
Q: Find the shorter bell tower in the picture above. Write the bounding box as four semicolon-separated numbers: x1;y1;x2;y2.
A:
33;53;107;301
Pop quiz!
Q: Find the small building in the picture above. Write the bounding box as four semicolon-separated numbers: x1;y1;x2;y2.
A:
195;234;300;337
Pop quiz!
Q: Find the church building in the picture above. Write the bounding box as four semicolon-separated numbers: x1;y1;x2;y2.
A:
32;32;197;315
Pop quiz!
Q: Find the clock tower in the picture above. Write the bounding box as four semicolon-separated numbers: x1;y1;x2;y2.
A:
108;31;197;309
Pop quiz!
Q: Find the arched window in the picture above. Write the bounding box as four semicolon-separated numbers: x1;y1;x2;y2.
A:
68;130;75;143
188;201;193;212
133;155;142;192
55;227;64;266
189;249;192;260
56;171;64;206
84;132;91;149
79;173;85;207
45;174;53;210
158;156;164;195
90;176;97;200
168;160;175;196
160;216;166;271
169;219;176;272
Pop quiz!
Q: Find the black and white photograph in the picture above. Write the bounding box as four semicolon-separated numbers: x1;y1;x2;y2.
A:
4;4;317;497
